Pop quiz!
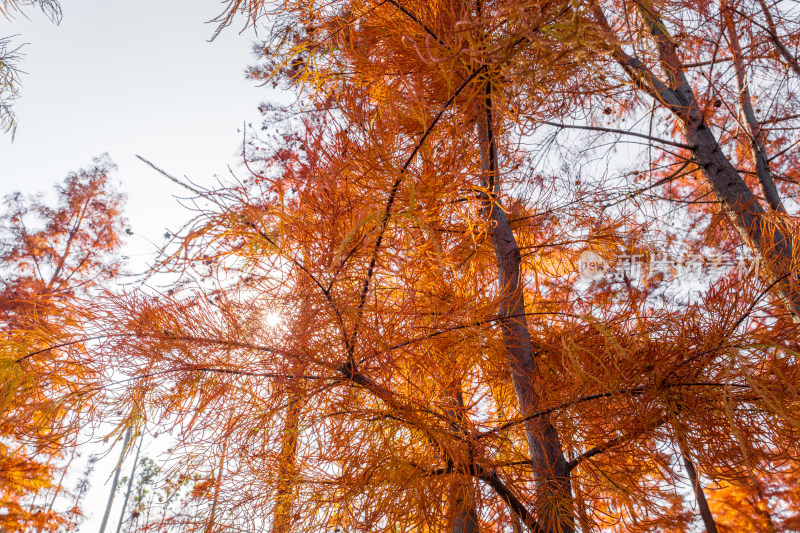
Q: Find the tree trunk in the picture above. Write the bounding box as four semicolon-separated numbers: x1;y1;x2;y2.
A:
273;395;301;533
719;0;784;213
671;419;718;533
98;428;131;533
205;438;228;533
444;387;479;533
451;482;480;533
115;435;143;533
45;447;77;512
476;87;574;533
679;453;718;533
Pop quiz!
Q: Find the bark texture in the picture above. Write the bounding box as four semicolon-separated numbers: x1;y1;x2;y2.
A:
451;483;480;533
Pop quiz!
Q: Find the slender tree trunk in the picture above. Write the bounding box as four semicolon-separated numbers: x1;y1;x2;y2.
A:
444;387;479;533
273;395;301;533
451;482;480;533
98;428;131;533
45;446;77;512
114;434;143;533
719;0;784;213
671;419;718;533
205;438;228;533
679;453;718;533
33;448;78;533
476;86;574;533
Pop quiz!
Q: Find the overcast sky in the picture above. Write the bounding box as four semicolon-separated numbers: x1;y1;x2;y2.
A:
1;1;279;529
0;0;273;260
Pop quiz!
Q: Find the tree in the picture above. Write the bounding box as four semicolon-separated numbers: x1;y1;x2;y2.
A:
14;0;800;531
215;0;800;529
0;155;128;531
0;34;23;137
106;114;794;532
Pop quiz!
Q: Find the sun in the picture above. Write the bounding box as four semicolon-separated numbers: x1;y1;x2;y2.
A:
264;311;282;328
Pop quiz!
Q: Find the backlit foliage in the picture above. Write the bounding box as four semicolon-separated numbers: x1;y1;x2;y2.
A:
4;0;800;531
0;156;127;531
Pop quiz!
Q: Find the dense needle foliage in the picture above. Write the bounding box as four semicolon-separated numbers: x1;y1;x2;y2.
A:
2;0;800;531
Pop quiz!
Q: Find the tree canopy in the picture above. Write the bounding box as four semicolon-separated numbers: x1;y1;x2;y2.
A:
1;0;800;531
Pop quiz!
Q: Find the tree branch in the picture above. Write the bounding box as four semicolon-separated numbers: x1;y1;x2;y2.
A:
478;469;547;533
541;120;694;150
565;417;666;472
755;0;800;78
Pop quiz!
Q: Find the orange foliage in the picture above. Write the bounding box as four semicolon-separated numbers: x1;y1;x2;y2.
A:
5;0;800;532
0;155;128;531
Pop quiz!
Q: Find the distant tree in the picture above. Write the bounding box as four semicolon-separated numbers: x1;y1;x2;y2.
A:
0;35;23;137
0;155;127;531
212;0;800;530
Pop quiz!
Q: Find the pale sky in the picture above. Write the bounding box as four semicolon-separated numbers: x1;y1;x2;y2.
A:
0;0;273;260
1;1;277;530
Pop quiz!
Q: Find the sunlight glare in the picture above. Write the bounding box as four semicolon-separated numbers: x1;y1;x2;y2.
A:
264;311;282;328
